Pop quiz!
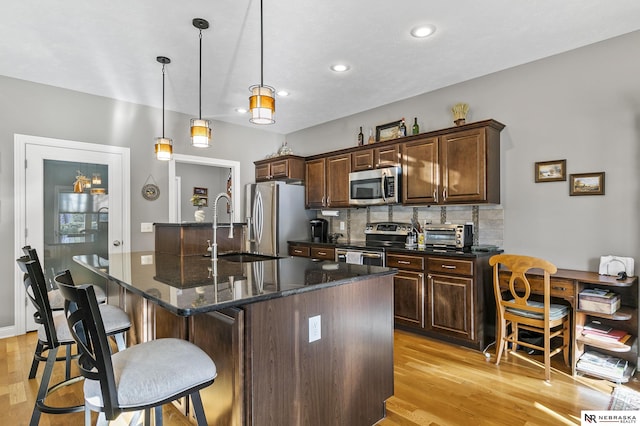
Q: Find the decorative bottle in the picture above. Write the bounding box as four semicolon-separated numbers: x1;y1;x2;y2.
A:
398;118;406;137
368;128;375;144
357;127;364;146
412;117;419;135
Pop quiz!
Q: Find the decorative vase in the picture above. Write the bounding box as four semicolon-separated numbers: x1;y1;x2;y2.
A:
194;209;205;222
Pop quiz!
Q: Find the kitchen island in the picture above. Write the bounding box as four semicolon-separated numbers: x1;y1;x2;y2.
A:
74;252;396;426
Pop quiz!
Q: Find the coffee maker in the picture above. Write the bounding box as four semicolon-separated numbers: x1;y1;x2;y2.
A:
310;218;328;243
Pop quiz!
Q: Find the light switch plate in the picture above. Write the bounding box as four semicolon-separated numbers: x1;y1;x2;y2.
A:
140;222;153;233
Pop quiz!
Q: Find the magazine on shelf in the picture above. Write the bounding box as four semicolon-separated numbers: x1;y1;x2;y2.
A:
579;288;617;299
577;351;629;379
583;321;613;334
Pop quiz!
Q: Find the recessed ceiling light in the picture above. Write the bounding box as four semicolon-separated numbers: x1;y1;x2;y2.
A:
277;90;289;97
330;64;350;72
410;24;436;38
235;107;248;114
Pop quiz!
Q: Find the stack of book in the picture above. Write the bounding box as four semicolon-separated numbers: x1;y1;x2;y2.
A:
578;288;621;314
576;350;633;381
581;321;631;345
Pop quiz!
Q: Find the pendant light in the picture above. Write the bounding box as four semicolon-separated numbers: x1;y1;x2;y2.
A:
154;56;173;161
191;18;212;148
249;0;275;124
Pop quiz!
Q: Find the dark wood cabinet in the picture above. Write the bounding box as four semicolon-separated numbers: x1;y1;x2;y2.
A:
351;144;400;171
305;153;350;208
288;242;334;261
375;143;400;168
288;244;311;257
351;148;374;171
402;137;438;204
254;155;305;183
310;246;335;261
401;120;503;205
326;153;351;207
426;257;475;341
387;250;494;351
305;158;326;208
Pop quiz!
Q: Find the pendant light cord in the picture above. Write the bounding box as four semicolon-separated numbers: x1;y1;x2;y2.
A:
198;29;203;120
162;63;166;138
260;0;264;87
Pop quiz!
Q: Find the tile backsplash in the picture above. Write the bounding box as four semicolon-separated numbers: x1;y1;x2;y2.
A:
320;204;504;248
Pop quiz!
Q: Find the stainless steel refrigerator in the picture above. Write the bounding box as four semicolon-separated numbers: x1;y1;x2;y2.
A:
245;181;313;256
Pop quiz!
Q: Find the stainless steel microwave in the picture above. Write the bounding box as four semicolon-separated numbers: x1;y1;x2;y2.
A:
349;166;401;206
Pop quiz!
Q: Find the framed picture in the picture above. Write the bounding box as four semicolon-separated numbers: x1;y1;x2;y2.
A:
375;120;401;142
570;172;605;196
535;159;566;182
193;187;208;196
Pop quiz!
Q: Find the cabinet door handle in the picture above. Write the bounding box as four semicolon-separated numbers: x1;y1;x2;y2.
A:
433;189;438;203
441;265;456;269
293;249;303;254
443;188;447;201
317;251;326;256
398;260;411;265
552;286;567;291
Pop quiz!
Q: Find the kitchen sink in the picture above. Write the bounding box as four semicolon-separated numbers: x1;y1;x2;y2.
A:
217;253;280;263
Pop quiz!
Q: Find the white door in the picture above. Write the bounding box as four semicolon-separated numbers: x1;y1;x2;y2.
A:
15;135;130;333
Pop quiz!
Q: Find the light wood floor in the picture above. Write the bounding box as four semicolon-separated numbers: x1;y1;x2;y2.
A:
3;329;634;425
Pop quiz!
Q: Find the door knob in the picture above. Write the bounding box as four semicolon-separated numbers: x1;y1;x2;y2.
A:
113;240;122;247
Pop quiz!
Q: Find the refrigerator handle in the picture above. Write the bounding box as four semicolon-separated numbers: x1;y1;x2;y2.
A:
253;190;263;245
271;184;278;255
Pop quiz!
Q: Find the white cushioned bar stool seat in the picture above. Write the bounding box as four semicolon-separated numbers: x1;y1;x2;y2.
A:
84;338;217;410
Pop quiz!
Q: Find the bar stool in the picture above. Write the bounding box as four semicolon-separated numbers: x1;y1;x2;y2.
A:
55;269;217;426
17;257;131;426
22;246;106;311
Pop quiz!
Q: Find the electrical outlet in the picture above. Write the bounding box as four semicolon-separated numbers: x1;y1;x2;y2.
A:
140;222;153;233
140;255;153;265
309;315;321;342
339;221;345;231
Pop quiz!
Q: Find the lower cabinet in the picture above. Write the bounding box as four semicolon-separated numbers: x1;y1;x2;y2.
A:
387;251;494;351
288;242;335;261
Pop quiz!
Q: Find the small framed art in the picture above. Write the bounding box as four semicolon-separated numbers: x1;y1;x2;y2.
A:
535;159;566;182
569;172;605;196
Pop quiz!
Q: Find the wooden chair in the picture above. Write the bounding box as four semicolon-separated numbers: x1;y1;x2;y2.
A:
489;254;570;382
17;257;131;426
55;269;217;425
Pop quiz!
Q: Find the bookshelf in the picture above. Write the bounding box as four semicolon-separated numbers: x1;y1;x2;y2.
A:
574;272;638;383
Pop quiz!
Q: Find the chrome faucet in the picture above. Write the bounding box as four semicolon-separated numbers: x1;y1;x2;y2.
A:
212;192;234;260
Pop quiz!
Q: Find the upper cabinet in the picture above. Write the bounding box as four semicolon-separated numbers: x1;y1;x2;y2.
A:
402;120;504;205
305;153;351;209
351;144;400;171
254;155;305;183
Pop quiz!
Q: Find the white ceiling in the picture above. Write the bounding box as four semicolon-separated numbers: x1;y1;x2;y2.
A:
2;0;640;135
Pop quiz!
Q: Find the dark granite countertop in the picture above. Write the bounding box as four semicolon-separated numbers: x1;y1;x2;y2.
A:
288;240;502;258
73;252;395;316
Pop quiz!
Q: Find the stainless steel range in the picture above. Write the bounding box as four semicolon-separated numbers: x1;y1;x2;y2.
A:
335;222;412;266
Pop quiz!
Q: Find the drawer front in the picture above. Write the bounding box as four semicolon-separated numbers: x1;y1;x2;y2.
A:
289;245;310;257
311;247;335;260
428;257;473;276
498;271;574;300
387;253;425;271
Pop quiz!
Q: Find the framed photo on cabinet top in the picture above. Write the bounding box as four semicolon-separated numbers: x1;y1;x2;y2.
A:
569;172;605;196
375;120;401;142
535;159;566;182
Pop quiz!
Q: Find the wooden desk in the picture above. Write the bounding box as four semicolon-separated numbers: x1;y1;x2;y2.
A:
499;268;638;381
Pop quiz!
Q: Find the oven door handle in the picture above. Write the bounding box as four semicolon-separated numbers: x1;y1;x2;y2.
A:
336;251;383;259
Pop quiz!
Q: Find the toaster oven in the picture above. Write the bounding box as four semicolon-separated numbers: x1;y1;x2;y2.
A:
424;224;473;249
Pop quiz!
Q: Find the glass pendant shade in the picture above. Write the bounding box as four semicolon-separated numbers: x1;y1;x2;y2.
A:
190;118;211;148
92;173;102;185
155;137;173;161
249;85;275;124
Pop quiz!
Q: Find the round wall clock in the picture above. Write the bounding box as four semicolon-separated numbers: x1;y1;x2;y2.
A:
142;183;160;201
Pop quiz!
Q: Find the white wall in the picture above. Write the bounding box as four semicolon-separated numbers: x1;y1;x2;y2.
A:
287;30;640;271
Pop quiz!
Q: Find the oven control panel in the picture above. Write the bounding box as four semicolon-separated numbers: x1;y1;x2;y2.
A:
364;222;412;235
